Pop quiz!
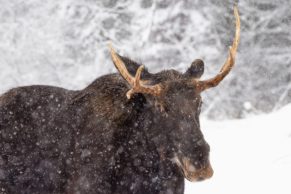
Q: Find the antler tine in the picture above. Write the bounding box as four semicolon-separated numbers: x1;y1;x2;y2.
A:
126;65;145;99
133;65;144;87
109;44;135;86
109;44;162;99
196;6;240;92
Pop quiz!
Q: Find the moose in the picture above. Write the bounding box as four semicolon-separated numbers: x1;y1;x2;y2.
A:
0;7;240;194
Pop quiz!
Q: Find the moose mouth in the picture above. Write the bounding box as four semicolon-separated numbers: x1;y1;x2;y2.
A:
172;156;213;182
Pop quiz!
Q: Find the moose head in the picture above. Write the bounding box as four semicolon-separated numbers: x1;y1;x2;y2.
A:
108;7;240;182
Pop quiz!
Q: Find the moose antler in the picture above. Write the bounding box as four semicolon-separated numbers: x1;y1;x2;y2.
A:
195;6;240;92
109;45;162;99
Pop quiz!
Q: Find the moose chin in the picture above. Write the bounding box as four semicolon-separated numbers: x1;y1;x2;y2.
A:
0;6;240;194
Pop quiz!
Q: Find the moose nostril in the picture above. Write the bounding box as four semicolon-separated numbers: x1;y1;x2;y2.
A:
197;177;205;182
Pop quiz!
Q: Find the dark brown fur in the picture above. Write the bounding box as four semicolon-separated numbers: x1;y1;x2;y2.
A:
0;56;209;194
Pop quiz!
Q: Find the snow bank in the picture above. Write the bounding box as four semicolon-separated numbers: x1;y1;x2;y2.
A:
186;104;291;194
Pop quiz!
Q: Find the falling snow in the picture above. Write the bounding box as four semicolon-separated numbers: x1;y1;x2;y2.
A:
0;0;290;194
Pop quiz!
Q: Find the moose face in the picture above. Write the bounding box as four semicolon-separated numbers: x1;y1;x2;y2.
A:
153;77;213;182
109;6;240;182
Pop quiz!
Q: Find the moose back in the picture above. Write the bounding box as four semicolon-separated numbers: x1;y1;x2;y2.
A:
0;7;240;194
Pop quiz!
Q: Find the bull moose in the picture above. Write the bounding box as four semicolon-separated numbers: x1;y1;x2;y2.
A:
0;6;240;194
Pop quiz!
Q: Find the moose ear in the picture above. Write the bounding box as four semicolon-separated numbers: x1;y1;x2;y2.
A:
184;59;204;79
114;54;152;79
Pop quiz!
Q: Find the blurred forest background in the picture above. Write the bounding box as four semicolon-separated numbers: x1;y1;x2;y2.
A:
0;0;290;119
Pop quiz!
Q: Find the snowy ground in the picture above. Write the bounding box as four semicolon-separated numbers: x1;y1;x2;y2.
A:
186;104;291;194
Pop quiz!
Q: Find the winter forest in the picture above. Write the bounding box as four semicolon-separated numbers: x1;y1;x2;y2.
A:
0;0;290;194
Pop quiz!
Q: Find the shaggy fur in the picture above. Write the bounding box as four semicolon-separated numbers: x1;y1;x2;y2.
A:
0;56;209;194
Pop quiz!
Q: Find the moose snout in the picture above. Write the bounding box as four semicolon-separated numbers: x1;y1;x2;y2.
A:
185;162;214;182
173;156;214;182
